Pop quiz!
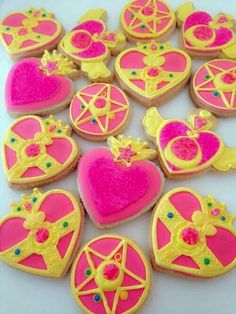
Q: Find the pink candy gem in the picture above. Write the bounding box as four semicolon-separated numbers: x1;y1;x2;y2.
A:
35;228;49;243
94;98;106;108
222;73;236;85
217;16;229;24
72;32;91;49
142;6;154;16
182;227;199;245
102;33;116;41
24;202;32;211
151;44;157;51
118;145;137;163
148;67;159;77
25;144;40;157
103;264;120;280
49;124;56;132
211;208;220;216
44;61;58;74
18;28;28;36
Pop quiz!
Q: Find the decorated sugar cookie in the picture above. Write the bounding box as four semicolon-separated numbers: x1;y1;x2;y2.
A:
151;187;236;278
191;59;236;116
77;135;164;228
177;2;236;59
69;83;130;141
142;108;236;178
0;8;63;60
71;234;151;313
0;188;84;278
59;9;126;82
2;115;80;189
115;41;191;107
5;50;78;116
120;0;176;43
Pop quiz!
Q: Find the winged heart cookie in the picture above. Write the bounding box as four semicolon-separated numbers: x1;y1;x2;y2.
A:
142;108;236;178
77;135;164;228
115;41;191;106
0;188;84;278
0;8;63;60
5;50;78;116
151;187;236;278
2;115;80;189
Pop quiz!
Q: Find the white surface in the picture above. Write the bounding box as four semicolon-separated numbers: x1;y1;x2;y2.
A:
0;0;236;313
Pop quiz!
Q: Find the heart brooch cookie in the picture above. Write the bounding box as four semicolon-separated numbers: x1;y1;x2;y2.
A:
2;115;80;189
77;135;164;228
177;2;236;59
5;50;78;116
0;188;84;278
142;108;236;178
115;41;191;106
0;8;63;60
120;0;176;43
191;59;236;117
71;234;151;313
59;9;126;82
69;83;130;141
151;187;236;278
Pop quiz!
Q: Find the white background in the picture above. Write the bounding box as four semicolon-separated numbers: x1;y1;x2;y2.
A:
0;0;235;313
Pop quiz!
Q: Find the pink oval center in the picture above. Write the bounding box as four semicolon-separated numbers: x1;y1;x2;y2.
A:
94;98;106;108
103;264;120;280
142;6;154;16
35;228;49;243
182;227;199;245
221;73;236;85
25;144;40;157
18;28;28;36
72;32;91;49
171;138;199;161
193;26;213;41
148;67;159;77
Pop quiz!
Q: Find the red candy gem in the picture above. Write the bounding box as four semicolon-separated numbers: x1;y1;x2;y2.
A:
148;67;159;77
25;144;40;157
94;98;106;108
35;228;49;243
222;73;236;85
142;6;154;16
72;32;91;49
182;227;199;245
211;208;220;216
103;264;120;280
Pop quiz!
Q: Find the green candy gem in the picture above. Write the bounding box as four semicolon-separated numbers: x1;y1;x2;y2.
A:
131;71;136;76
42;13;46;17
63;221;68;228
80;105;85;110
160;45;164;49
32;197;37;203
143;45;147;49
221;216;226;221
141;24;146;29
46;162;51;168
169;74;174;78
205;74;210;80
10;138;15;143
85;268;92;276
204;258;210;265
37;35;41;38
207;202;213;207
16;207;21;212
57;129;62;133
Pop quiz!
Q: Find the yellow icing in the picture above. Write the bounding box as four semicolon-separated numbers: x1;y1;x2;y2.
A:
115;41;191;100
79;9;107;23
213;147;236;171
0;8;62;55
2;115;79;186
0;188;83;278
151;187;236;277
176;2;195;25
81;61;111;80
71;235;151;314
108;135;157;167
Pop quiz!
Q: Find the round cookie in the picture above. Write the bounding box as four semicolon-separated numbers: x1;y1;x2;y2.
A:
0;8;64;60
2;115;80;189
69;83;130;141
120;0;176;43
0;188;84;278
5;50;78;116
71;234;151;314
115;41;191;107
151;187;236;278
59;9;126;82
191;59;236;117
142;107;236;178
77;135;164;228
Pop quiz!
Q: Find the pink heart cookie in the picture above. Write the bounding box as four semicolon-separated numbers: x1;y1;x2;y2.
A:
0;8;63;59
2;115;80;189
77;136;164;228
0;188;84;277
151;187;236;278
5;50;78;116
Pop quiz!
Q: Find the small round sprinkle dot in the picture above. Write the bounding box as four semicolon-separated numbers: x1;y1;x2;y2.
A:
42;13;46;17
63;221;68;228
85;268;92;276
80;105;85;109
28;10;32;13
32;197;37;203
10;138;15;143
46;162;51;168
93;294;101;303
37;35;41;38
141;24;146;29
6;27;10;30
213;91;219;97
131;71;136;76
205;74;210;80
207;202;213;207
143;45;147;49
221;216;226;221
16;207;21;212
160;45;164;49
130;14;134;19
15;249;21;255
204;258;210;265
169;74;174;78
57;129;62;133
167;212;174;218
91;119;97;124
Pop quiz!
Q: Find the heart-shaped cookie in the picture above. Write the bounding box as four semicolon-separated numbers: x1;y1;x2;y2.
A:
5;50;78;116
0;8;63;59
77;136;164;228
151;187;236;278
2;115;80;189
115;41;191;106
0;188;84;278
142;108;236;177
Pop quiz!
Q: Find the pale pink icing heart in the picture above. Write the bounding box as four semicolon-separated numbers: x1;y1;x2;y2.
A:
5;58;72;113
78;147;164;226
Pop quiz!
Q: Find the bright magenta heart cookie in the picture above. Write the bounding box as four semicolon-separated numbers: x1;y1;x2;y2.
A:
0;188;84;278
177;2;236;59
0;8;63;60
143;107;236;178
2;115;80;189
115;41;191;106
5;50;78;116
71;234;151;313
77;135;164;228
151;187;236;278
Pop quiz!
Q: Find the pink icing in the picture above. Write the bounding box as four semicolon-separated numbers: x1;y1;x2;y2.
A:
147;67;159;77
57;232;74;258
77;148;163;226
25;143;40;157
4;146;17;169
103;263;120;280
19;253;47;270
76;41;106;59
156;219;171;249
184;11;212;31
171;138;198;161
12;117;42;139
194;116;207;129
35;228;49;243
46;138;73;164
172;255;200;269
210;27;233;48
72;32;91;49
193;26;213;41
5;58;72;114
222;73;236;84
21;167;45;178
73;20;104;35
